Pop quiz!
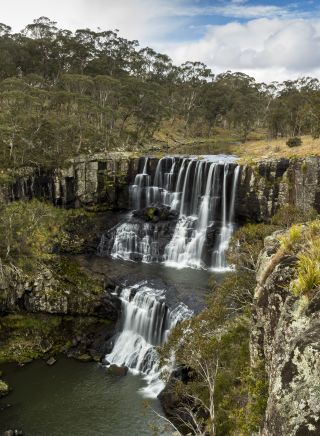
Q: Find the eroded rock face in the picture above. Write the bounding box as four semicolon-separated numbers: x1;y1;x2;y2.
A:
251;234;320;435
0;264;120;319
1;153;139;209
236;157;320;222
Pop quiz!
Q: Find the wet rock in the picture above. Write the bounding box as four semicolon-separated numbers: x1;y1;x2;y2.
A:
0;380;9;397
2;431;23;436
18;359;33;367
108;364;128;376
133;204;177;223
76;353;93;362
46;357;57;366
90;354;102;363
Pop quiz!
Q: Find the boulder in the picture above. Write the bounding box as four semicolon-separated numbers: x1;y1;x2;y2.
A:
46;357;57;366
0;380;9;397
76;353;92;362
108;364;128;376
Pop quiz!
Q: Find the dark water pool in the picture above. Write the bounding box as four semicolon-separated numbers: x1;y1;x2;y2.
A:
76;254;215;312
0;358;170;436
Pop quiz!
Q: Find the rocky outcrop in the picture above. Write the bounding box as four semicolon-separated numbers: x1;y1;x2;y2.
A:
237;157;320;222
1;153;139;209
0;259;121;364
0;262;120;319
251;233;320;435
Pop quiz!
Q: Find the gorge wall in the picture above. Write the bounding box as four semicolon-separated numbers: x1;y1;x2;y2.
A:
1;154;320;222
252;231;320;436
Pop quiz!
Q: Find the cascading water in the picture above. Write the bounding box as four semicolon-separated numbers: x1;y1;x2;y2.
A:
100;154;239;403
105;282;193;398
211;165;240;271
104;155;239;271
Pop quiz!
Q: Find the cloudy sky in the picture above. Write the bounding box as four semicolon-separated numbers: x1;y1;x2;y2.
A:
2;0;320;82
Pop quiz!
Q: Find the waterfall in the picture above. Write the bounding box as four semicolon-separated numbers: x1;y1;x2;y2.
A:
211;165;240;271
164;161;218;269
105;155;239;270
105;282;193;398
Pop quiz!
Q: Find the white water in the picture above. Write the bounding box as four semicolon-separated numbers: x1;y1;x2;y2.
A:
165;161;218;269
107;155;239;270
211;164;240;271
105;282;193;398
110;222;162;263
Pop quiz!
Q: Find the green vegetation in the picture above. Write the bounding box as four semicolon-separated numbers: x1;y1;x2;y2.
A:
271;205;318;228
0;313;108;364
160;224;273;435
0;17;320;169
0;199;65;269
0;199;103;272
285;221;320;297
286;137;302;148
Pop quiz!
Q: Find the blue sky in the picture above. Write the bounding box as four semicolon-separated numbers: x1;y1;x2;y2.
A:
155;0;320;41
1;0;320;81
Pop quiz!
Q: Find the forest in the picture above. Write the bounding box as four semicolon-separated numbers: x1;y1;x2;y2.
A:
0;17;320;170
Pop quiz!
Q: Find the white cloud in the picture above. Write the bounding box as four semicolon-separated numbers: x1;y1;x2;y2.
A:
0;0;187;44
166;18;320;82
1;1;319;82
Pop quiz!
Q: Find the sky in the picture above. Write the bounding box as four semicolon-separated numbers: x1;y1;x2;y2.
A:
1;0;320;82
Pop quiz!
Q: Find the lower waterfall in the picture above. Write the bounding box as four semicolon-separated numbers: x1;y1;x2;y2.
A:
105;282;193;398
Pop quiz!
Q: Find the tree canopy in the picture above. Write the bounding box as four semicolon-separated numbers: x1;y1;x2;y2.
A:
0;17;320;169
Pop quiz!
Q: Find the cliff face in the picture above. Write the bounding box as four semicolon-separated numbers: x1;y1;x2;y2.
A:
2;155;320;222
251;233;320;436
1;154;139;209
236;156;320;222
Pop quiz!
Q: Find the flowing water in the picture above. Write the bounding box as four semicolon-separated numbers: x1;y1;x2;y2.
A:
106;282;193;398
105;155;239;271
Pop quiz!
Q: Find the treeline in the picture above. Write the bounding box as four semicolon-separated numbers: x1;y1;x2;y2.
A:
1;17;320;169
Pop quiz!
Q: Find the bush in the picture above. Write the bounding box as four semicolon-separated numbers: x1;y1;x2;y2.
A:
286;137;302;147
271;205;318;228
228;223;278;271
290;238;320;296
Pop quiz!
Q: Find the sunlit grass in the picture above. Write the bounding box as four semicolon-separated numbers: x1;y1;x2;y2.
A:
236;135;320;161
150;121;320;159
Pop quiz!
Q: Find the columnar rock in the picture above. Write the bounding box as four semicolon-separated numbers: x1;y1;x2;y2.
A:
236;157;320;222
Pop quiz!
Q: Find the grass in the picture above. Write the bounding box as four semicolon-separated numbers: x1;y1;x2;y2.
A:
234;135;320;161
290;237;320;297
148;120;320;160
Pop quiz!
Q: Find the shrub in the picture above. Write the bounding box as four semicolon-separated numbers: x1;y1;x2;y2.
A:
291;238;320;296
286;137;302;147
228;223;279;271
279;224;302;251
271;205;318;228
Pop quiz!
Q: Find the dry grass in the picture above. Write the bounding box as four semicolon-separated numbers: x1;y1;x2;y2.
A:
234;136;320;162
149;121;320;160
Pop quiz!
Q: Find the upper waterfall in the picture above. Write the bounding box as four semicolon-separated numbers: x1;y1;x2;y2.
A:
99;155;239;271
